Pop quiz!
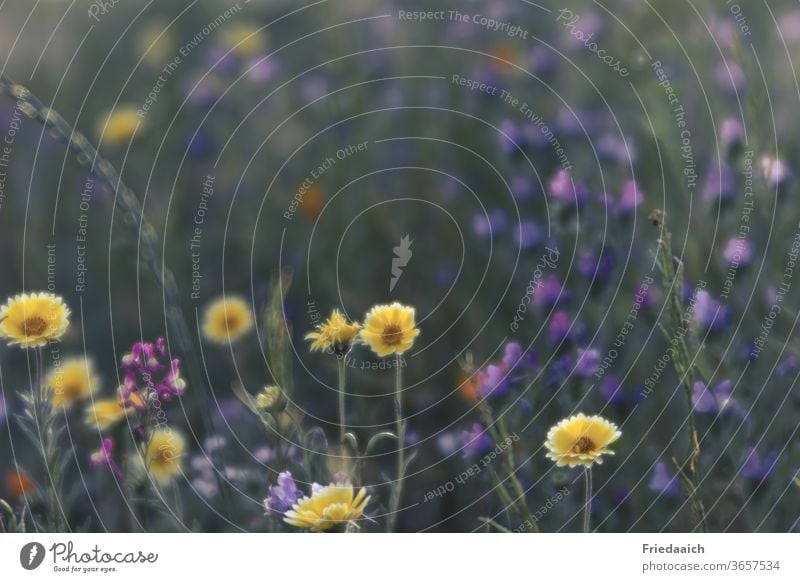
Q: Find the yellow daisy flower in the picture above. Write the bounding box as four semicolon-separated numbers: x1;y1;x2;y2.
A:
360;302;420;357
219;24;266;58
0;292;70;348
97;105;142;146
305;309;360;355
284;483;370;532
544;413;622;468
46;358;99;408
145;429;185;485
85;398;131;430
202;296;254;344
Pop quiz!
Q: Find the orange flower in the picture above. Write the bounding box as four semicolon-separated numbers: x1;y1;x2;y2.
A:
5;470;35;498
488;44;519;74
457;372;479;403
299;184;325;219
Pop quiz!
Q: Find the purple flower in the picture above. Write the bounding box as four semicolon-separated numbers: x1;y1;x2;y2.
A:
694;289;728;331
741;447;778;485
263;471;303;516
502;341;535;370
90;438;122;479
547;354;573;388
575;348;600;377
634;281;656;311
702;160;736;202
548;170;588;206
597;133;637;165
692;290;729;332
779;9;800;43
186;129;215;159
534;274;568;307
719;118;743;149
599;375;625;405
528;45;556;76
618;180;644;214
723;237;754;266
499;119;523;154
460;423;493;458
473;209;508;238
714;61;746;93
245;56;279;83
548;310;571;343
119;338;186;408
777;355;800;377
515;220;542;249
437;432;459;456
477;364;508;399
577;252;597;279
511;176;535;200
578;250;616;281
692;380;739;414
648;462;680;498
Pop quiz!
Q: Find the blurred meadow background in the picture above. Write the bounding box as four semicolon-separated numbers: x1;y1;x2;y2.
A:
0;0;799;532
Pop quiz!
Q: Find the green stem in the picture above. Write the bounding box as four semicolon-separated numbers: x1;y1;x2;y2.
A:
337;356;347;445
388;353;404;532
34;347;64;532
583;467;592;533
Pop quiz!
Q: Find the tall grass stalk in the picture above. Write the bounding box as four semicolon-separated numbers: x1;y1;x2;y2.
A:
652;211;708;532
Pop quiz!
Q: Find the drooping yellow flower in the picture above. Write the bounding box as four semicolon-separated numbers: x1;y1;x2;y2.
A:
305;309;360;355
202;296;254;344
46;358;99;408
145;429;185;485
219;24;266;58
97;105;142;146
284;483;370;532
255;385;286;413
360;302;420;357
0;292;70;348
544;413;622;468
85;398;131;430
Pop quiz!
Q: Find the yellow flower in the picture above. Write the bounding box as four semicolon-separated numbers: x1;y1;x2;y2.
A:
202;296;254;344
145;429;185;485
219;24;266;58
97;105;142;146
284;483;370;532
0;292;70;348
46;358;99;408
544;413;622;468
136;21;175;66
255;385;286;413
360;302;420;357
85;398;130;430
305;309;360;355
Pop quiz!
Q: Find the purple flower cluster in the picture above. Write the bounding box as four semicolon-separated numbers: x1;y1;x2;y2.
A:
263;471;303;516
120;338;186;409
475;342;536;399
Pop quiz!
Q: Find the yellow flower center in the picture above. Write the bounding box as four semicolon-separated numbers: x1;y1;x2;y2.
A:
572;436;595;454
61;383;82;398
224;313;241;330
381;324;403;346
22;316;48;336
